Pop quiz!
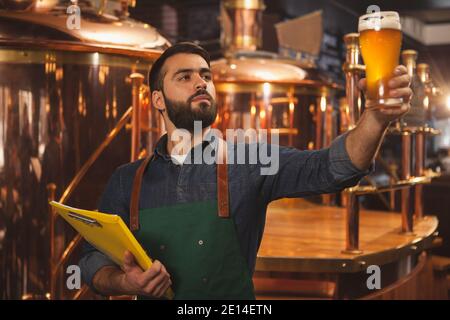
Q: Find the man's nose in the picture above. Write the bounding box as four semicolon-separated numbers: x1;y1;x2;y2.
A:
194;74;207;91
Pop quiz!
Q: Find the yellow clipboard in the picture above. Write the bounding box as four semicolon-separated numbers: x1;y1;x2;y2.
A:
50;201;174;300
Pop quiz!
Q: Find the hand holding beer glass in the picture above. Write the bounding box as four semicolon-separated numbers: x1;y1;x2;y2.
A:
359;11;404;109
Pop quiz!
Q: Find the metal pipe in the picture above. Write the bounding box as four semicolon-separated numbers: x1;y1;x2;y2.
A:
402;133;411;180
402;50;417;79
347;175;435;195
130;73;144;162
343;192;362;254
389;163;398;210
315;98;323;149
342;33;365;254
401;132;413;233
343;33;363;129
325;104;333;147
417;63;431;84
414;131;425;219
72;284;89;300
46;183;57;299
51;234;83;280
323;102;336;205
415;131;425;175
221;0;265;55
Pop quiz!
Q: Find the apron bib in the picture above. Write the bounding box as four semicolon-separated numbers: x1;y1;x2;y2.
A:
135;200;254;299
129;144;255;299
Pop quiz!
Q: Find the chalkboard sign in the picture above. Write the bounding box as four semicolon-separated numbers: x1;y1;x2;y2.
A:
317;30;345;85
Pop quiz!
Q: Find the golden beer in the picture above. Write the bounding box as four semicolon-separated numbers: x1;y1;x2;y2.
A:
359;11;402;108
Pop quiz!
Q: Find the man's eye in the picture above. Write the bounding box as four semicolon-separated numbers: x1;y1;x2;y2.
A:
202;74;212;81
179;75;190;81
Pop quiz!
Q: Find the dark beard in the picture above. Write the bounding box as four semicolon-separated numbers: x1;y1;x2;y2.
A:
162;89;217;132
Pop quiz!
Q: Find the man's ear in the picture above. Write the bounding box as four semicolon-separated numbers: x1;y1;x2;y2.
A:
151;90;166;113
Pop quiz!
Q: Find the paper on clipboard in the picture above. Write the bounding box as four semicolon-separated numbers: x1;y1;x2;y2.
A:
49;201;174;300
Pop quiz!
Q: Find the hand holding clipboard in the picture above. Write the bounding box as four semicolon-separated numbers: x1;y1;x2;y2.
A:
50;201;174;299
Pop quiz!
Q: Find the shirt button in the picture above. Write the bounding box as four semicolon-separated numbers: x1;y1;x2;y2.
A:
160;245;166;251
202;277;208;283
198;240;204;246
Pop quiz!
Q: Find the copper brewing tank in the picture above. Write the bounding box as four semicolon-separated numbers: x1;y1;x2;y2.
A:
212;0;342;149
0;1;168;299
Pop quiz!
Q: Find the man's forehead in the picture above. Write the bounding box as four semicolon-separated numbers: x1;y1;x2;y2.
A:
164;53;209;73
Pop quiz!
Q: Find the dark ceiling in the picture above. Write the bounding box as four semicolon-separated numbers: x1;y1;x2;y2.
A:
137;0;450;24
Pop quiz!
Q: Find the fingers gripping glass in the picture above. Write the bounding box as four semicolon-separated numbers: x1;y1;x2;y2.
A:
359;11;403;109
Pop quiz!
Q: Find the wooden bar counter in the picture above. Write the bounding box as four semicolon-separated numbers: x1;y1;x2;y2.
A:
253;198;446;299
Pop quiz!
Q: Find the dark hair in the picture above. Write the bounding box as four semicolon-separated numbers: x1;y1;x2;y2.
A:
148;42;211;93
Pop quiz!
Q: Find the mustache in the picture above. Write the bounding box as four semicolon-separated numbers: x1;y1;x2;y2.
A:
188;89;213;103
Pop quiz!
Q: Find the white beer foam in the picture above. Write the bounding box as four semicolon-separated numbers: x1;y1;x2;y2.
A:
358;11;401;32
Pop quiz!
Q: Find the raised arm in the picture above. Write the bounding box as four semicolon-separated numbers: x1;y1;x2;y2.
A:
250;65;411;204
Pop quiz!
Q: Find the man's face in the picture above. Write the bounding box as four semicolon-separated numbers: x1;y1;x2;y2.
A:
160;53;217;131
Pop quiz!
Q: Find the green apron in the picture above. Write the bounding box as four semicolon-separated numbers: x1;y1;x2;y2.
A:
129;153;255;300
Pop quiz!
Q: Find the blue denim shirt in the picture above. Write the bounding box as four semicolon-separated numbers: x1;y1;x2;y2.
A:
79;131;371;291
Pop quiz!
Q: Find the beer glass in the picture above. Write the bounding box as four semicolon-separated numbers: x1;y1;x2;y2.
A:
359;11;403;108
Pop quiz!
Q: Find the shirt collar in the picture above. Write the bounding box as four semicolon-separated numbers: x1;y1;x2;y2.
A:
154;133;171;161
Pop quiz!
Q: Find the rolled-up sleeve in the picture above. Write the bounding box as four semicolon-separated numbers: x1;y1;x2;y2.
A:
328;131;374;185
78;251;116;291
78;167;128;291
252;131;373;204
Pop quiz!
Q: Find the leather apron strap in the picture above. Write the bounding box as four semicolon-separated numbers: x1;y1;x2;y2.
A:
216;138;229;218
130;155;154;231
129;140;229;231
